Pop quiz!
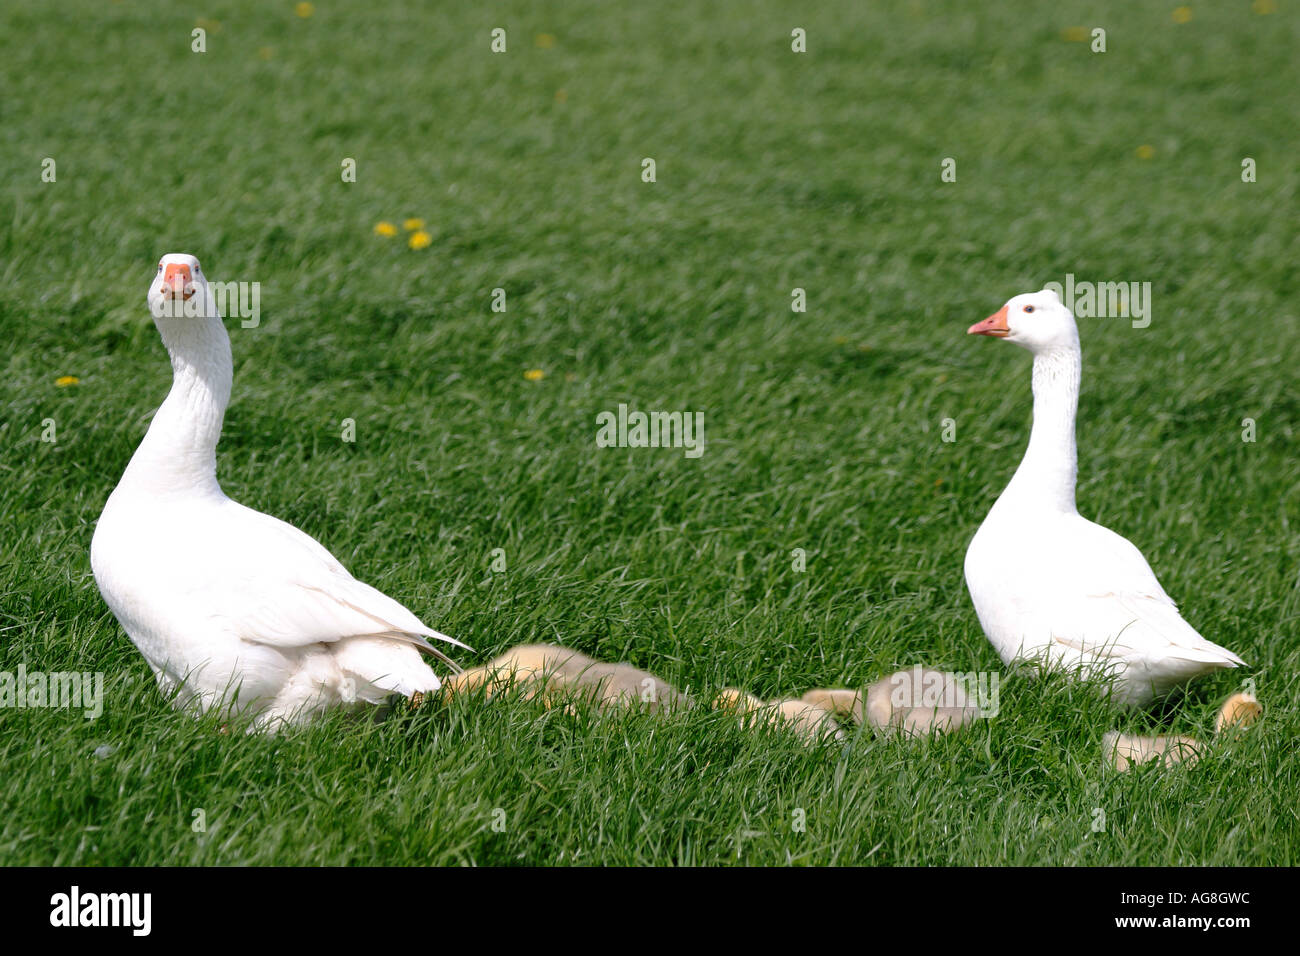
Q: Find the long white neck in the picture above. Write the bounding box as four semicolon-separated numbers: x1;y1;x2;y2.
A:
1001;342;1081;514
120;296;232;498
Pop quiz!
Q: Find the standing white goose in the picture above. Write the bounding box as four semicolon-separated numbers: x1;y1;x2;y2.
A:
91;254;465;730
964;288;1243;708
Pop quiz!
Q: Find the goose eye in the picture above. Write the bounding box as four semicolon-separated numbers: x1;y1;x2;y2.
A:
1024;305;1035;313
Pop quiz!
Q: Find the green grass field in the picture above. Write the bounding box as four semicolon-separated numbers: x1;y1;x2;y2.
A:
1;1;1297;865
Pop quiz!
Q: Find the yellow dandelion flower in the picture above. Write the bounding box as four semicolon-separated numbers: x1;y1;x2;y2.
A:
403;218;425;231
295;2;315;18
1060;26;1088;43
55;375;80;387
554;88;568;104
196;17;222;33
1253;0;1276;13
523;369;545;381
1171;6;1192;23
258;46;274;60
1136;144;1155;160
374;221;398;237
534;33;556;48
832;335;849;345
408;230;432;250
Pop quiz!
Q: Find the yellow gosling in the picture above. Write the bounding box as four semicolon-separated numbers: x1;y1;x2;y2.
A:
864;668;980;737
440;644;688;713
713;688;842;744
1103;731;1203;771
713;687;765;714
800;688;863;724
1103;689;1263;771
1215;691;1263;734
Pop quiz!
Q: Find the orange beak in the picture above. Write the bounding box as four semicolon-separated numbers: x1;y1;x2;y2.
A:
162;263;194;300
968;305;1009;337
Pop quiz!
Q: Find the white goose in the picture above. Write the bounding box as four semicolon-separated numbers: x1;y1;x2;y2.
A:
964;288;1243;708
91;254;465;730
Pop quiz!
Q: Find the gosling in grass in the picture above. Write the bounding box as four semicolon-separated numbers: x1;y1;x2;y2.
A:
438;643;689;713
1215;690;1263;734
1102;731;1204;771
711;666;982;745
712;687;845;744
803;666;981;738
439;646;977;748
1102;691;1263;771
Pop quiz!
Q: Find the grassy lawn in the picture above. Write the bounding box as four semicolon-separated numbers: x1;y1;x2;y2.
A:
1;0;1297;865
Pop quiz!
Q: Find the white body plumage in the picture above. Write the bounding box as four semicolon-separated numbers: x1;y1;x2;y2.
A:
91;254;463;730
964;289;1243;708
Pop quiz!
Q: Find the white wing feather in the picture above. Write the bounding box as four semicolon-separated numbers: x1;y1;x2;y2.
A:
1051;516;1243;667
200;501;467;668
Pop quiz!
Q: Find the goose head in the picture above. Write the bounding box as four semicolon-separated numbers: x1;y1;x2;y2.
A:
968;288;1078;353
148;253;212;319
